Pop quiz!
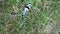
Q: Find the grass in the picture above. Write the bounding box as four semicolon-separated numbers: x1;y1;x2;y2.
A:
0;0;60;34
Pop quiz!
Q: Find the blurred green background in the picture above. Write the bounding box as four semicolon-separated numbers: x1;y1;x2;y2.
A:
0;0;60;34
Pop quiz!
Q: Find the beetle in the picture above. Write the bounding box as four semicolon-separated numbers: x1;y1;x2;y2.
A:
22;4;31;16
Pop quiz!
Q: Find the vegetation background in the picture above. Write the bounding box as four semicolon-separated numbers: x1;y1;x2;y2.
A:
0;0;60;34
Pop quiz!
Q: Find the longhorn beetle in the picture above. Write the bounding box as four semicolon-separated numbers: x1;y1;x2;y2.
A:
22;4;31;16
